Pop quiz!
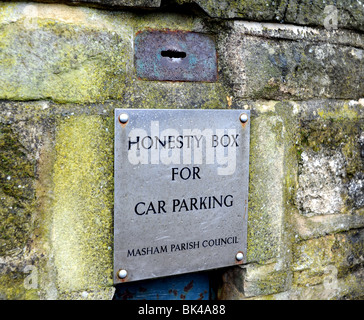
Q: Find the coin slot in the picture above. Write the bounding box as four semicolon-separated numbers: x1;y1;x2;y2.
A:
135;30;217;81
161;50;187;59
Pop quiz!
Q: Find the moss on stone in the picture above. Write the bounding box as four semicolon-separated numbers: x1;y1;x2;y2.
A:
0;3;231;106
133;11;201;31
317;103;360;121
0;273;39;300
246;101;299;264
247;112;285;262
52;115;114;292
123;81;229;110
193;0;279;20
0;3;134;103
298;103;363;213
0;123;39;300
251;271;289;296
244;262;290;296
292;229;364;290
0;124;35;255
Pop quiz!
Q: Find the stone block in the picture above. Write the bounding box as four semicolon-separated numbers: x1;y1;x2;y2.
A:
193;0;364;32
52;115;114;292
0;123;35;256
297;101;364;216
245;100;299;264
0;3;134;103
298;150;346;216
292;230;364;290
247;114;286;263
243;263;290;297
11;0;161;8
14;0;364;34
219;24;364;100
274;267;364;299
0;101;118;299
285;0;364;32
293;213;364;240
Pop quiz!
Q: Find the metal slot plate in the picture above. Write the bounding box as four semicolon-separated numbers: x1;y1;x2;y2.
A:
114;109;250;283
134;30;217;82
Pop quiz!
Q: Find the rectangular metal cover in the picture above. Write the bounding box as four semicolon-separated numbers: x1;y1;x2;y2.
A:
114;109;250;283
134;30;217;82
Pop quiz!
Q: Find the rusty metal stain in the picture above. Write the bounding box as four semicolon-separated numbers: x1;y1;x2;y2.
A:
114;273;210;300
118;116;128;129
183;280;194;293
134;30;217;82
240;112;249;129
198;291;207;300
235;251;245;265
119;289;134;300
116;275;129;283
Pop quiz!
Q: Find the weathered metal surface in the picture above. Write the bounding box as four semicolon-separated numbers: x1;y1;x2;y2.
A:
114;272;210;300
114;109;250;283
134;30;217;82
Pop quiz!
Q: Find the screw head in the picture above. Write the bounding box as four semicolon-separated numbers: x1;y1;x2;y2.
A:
117;269;128;279
240;113;248;123
236;252;244;261
119;113;129;124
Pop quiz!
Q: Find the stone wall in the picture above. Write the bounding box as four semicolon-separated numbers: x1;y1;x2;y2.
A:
0;1;363;299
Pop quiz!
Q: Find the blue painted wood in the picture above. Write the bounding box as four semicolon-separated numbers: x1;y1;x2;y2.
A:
114;272;210;300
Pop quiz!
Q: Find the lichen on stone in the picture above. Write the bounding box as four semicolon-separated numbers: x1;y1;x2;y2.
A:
297;103;364;216
292;229;364;293
0;124;35;255
0;3;134;103
52;115;114;292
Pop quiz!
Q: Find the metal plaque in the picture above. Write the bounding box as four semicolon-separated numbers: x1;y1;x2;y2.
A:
134;30;217;82
114;109;250;283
